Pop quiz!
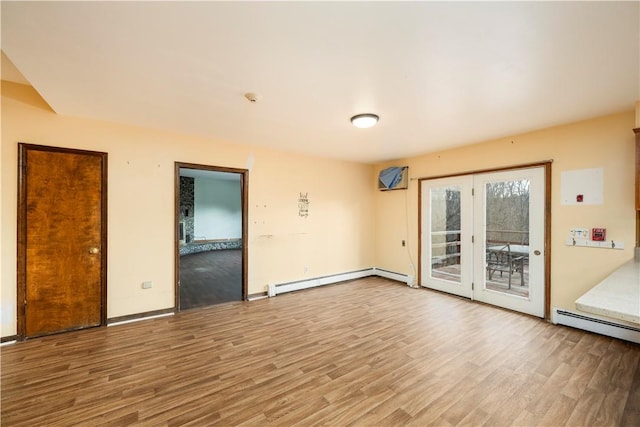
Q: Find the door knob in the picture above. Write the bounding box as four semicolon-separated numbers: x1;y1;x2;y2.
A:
89;247;100;254
533;250;541;256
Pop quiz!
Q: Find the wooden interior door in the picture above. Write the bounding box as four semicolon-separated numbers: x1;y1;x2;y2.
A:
18;144;107;338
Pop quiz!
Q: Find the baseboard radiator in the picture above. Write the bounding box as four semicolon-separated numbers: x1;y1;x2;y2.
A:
267;268;411;297
553;308;640;344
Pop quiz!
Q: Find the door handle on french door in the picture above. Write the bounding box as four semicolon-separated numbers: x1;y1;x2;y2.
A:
89;247;100;254
533;250;541;256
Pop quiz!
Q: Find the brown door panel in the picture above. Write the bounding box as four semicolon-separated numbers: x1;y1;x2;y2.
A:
19;144;107;338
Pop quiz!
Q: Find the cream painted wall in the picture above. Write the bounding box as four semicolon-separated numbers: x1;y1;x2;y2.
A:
2;78;634;337
1;81;375;337
374;111;636;314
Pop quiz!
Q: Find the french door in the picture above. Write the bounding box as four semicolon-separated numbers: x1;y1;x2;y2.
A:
420;167;546;317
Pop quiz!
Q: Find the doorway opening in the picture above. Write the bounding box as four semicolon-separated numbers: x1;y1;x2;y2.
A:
175;162;248;311
419;163;551;318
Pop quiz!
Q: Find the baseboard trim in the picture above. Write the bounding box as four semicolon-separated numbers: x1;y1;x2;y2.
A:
108;308;174;327
270;268;375;296
553;307;640;344
1;335;18;345
267;267;414;297
247;292;268;301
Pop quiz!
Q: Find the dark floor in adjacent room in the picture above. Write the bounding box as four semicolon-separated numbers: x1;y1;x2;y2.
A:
179;249;242;310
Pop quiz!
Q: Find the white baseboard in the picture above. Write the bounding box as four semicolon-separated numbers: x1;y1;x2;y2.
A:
108;312;174;327
268;267;412;297
271;268;374;296
553;307;640;344
373;268;410;284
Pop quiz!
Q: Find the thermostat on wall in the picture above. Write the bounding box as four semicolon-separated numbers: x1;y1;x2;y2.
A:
591;228;606;241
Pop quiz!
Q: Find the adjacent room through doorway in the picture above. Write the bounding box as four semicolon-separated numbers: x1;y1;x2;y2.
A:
175;163;248;311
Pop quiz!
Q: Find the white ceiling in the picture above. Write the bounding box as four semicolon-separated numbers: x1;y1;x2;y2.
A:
2;1;638;164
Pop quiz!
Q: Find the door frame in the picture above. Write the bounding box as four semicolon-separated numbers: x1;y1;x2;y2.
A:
418;161;552;319
17;143;108;339
174;162;249;310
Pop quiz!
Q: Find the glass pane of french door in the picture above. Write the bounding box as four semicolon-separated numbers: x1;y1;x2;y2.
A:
484;178;530;297
430;185;462;283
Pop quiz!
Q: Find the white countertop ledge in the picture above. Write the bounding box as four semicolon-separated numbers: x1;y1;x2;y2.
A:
575;260;640;324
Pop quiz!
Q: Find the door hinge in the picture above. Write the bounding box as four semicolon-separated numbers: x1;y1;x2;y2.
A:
471;188;475;196
472;235;475;243
472;282;475;290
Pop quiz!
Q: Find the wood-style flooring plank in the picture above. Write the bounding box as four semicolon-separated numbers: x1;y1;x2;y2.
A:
621;355;640;427
2;277;639;426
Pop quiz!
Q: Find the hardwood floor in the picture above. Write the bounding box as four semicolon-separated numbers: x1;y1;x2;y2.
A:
179;249;242;310
2;277;639;426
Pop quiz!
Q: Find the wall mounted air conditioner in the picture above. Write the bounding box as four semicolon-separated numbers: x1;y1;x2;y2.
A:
378;166;409;191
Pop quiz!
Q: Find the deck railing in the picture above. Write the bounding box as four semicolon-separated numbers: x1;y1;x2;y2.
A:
486;229;529;246
430;229;529;267
431;230;461;267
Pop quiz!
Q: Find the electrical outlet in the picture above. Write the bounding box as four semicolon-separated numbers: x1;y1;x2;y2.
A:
304;266;309;273
142;281;153;289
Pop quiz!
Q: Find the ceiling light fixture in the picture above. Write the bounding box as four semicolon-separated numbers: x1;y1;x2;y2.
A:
350;113;379;129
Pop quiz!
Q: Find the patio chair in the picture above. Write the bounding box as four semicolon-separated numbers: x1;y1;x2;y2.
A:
486;243;525;289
